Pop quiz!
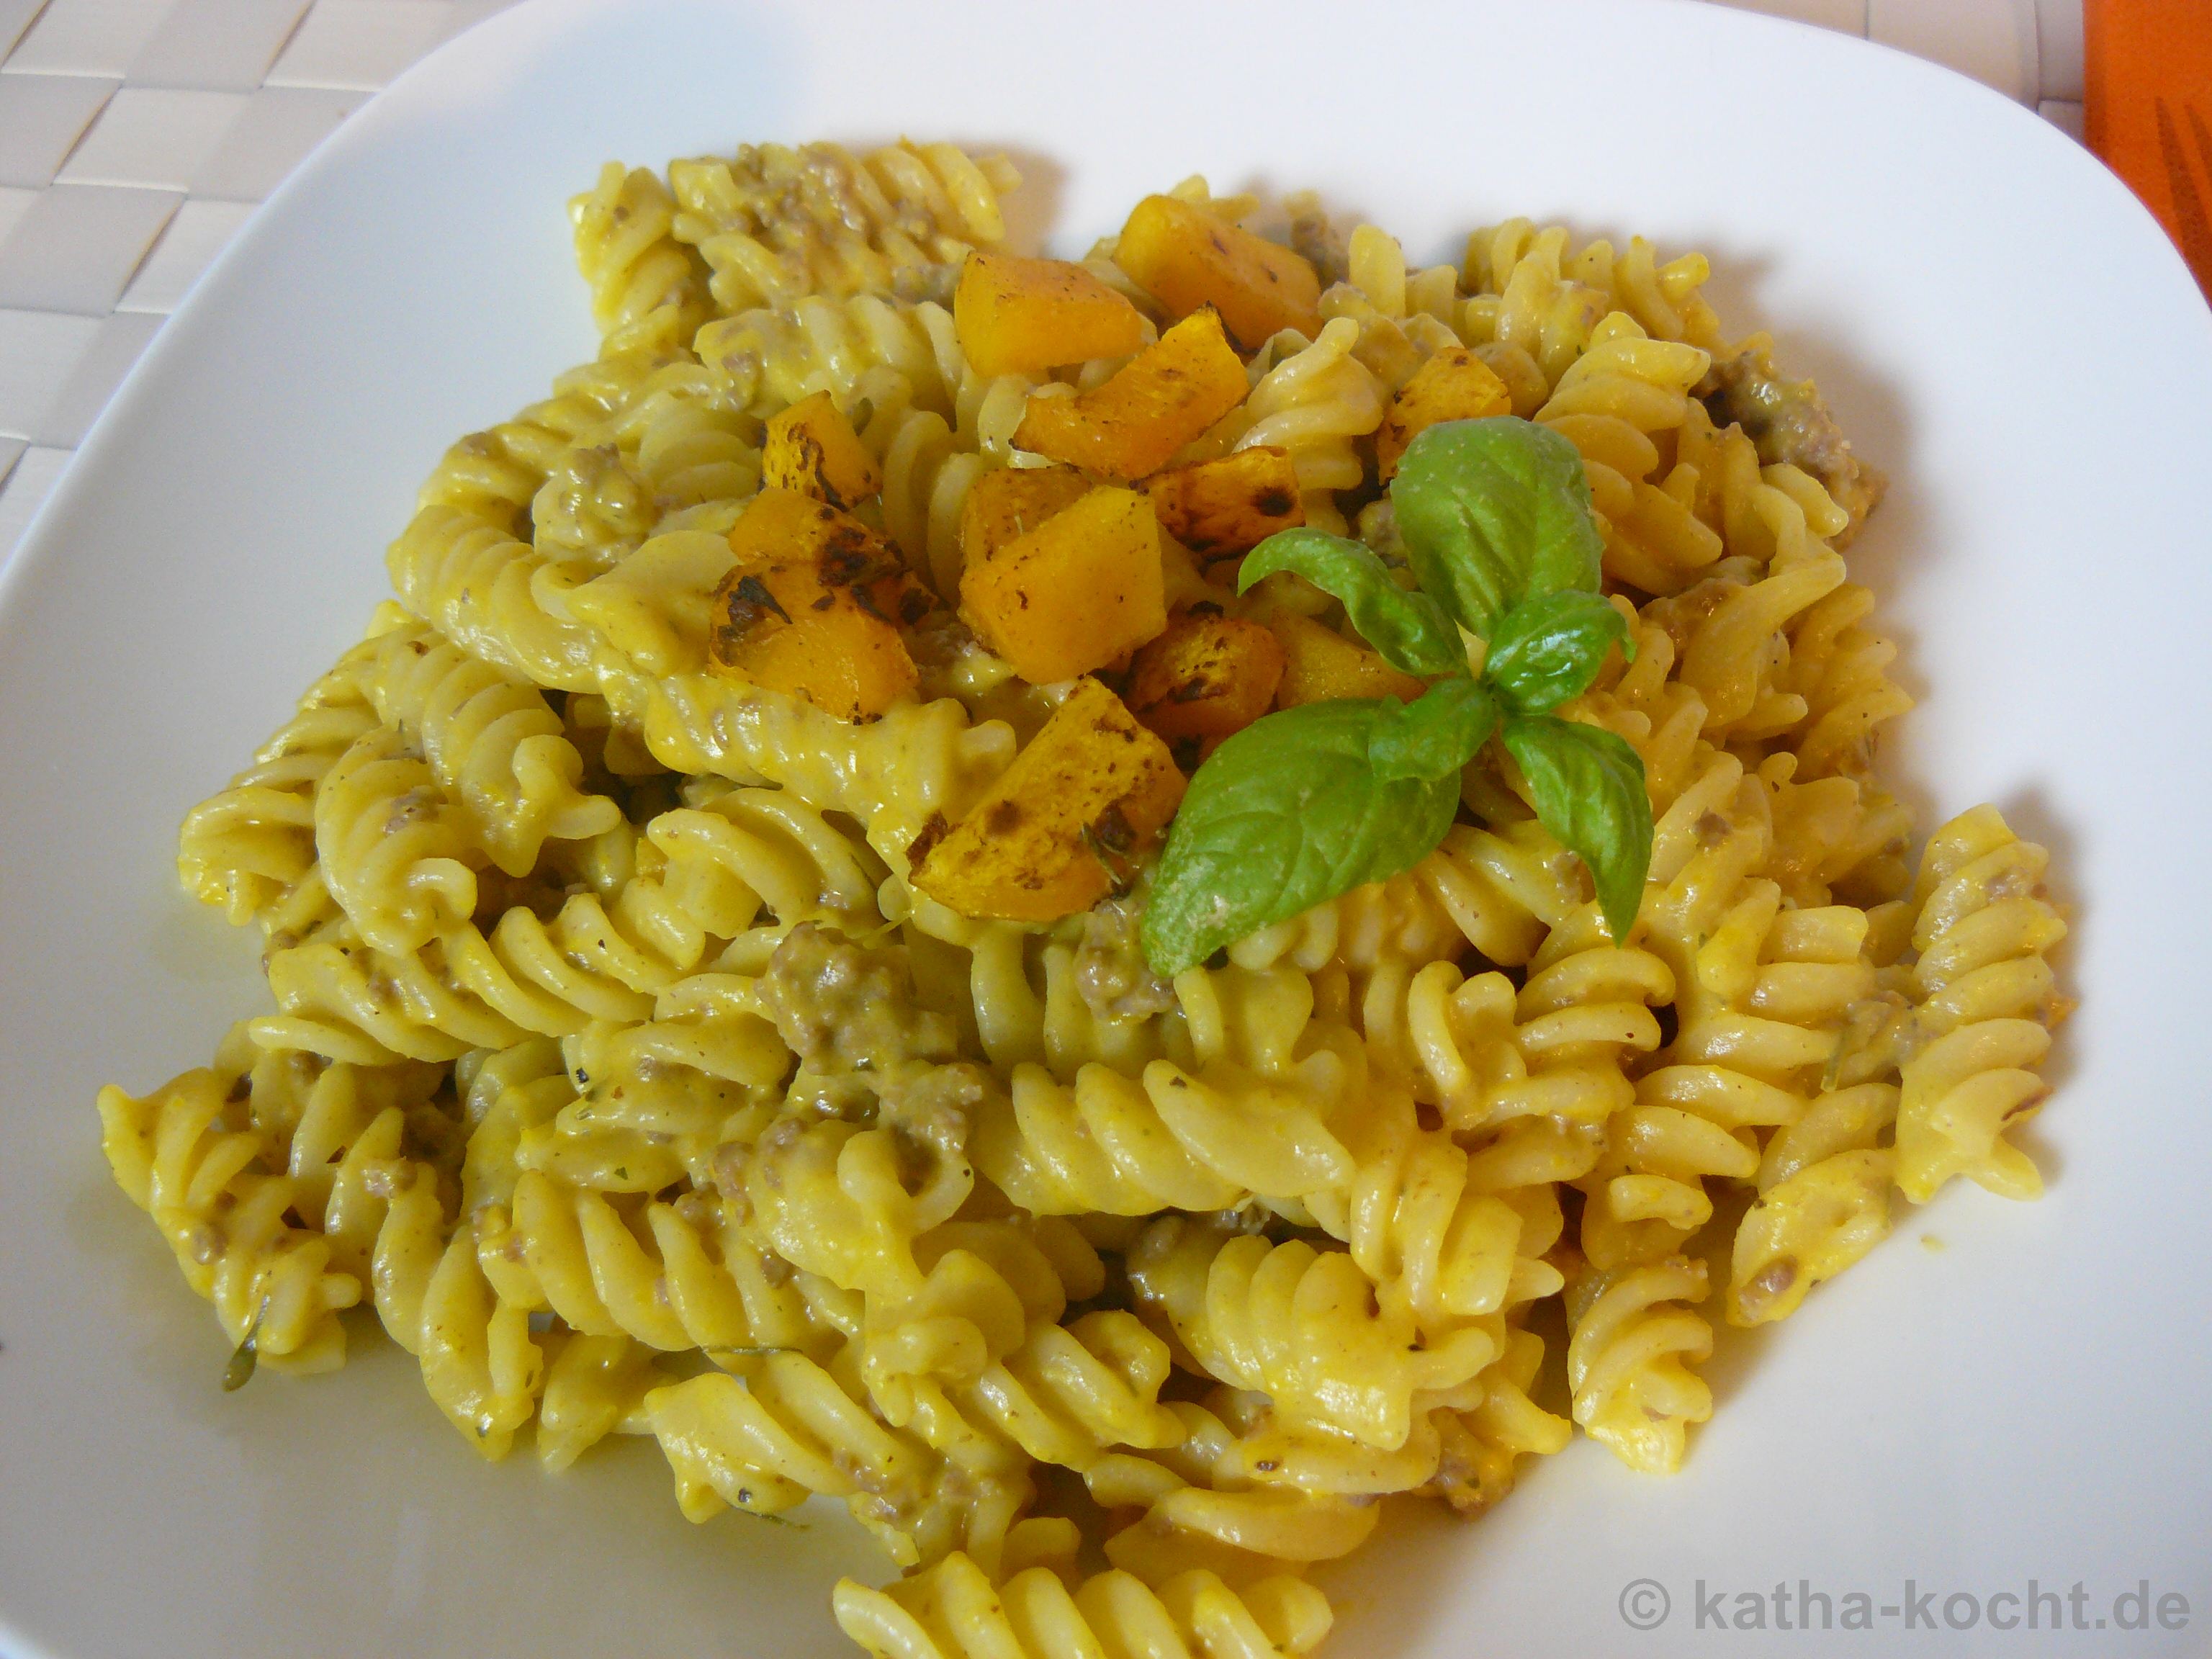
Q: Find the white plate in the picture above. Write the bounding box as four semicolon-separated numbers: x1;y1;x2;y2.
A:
3;2;2209;1655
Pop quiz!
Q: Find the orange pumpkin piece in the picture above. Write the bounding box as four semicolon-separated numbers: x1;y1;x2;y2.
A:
1114;194;1323;350
958;464;1094;573
909;676;1186;922
954;251;1148;377
1143;446;1303;560
1125;615;1287;743
1012;309;1250;482
761;391;881;509
709;488;918;721
1374;348;1514;480
1267;611;1426;707
960;486;1167;684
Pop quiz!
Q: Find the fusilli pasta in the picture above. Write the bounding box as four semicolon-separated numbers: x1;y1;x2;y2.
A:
100;145;2073;1659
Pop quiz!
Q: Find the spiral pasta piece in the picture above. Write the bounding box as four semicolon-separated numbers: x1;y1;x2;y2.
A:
416;350;666;531
97;1064;364;1375
669;140;1016;315
1774;580;1916;782
1537;317;1722;596
1461;220;1613;395
848;1223;1094;1558
952;1310;1185;1473
359;1146;548;1458
1601;881;1875;1275
313;724;480;954
256;832;710;1064
1080;1392;1390;1588
105;1028;565;1456
1306;1077;1560;1339
570;161;714;360
698;292;950;418
1426;1324;1574;1514
1308;226;1465;399
534;1329;662;1472
1234;318;1385;534
644;1349;1002;1568
389;505;606;692
1128;1217;1493;1452
1565;1254;1714;1474
613;359;763;526
1366;902;1673;1135
529;436;659;572
1729;1082;1899;1326
176;641;380;931
858;369;1033;600
477;1171;841;1356
834;1552;1332;1659
1469;221;1720;356
360;613;621;876
745;1079;981;1298
1894;806;2068;1202
976;1038;1354;1221
1658;552;1849;743
1226;860;1465;981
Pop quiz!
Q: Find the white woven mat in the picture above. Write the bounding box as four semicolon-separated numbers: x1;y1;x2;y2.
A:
0;0;2087;569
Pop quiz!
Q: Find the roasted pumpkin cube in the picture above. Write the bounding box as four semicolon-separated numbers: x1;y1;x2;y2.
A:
1125;615;1287;743
958;464;1094;573
1115;194;1323;350
1267;612;1426;706
910;676;1185;922
761;391;881;509
725;485;902;575
1143;446;1303;559
710;489;916;721
961;486;1167;683
1375;348;1514;480
1012;309;1249;482
955;251;1148;378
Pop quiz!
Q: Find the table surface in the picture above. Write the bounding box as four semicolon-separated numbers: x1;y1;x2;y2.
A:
0;0;2089;572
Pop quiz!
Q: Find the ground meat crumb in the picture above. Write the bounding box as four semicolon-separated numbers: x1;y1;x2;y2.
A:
759;922;956;1073
1701;341;1887;544
1074;895;1179;1022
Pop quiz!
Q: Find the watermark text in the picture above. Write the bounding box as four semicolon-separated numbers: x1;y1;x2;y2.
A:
1617;1578;2191;1635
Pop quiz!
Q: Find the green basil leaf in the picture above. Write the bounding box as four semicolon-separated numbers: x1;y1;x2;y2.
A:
1482;590;1635;716
1238;529;1463;676
1499;713;1653;945
1390;417;1605;637
1141;701;1460;976
1369;678;1499;783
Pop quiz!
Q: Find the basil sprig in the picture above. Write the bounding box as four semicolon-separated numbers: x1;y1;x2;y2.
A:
1236;529;1462;676
1141;701;1465;974
1481;588;1633;715
1393;416;1605;635
1140;416;1655;976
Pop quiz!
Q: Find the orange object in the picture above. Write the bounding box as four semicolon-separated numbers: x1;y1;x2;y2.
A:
1375;348;1514;480
1143;446;1304;559
909;676;1186;922
958;464;1093;572
761;392;881;510
1125;614;1287;743
710;489;918;721
954;251;1148;376
1012;309;1251;480
2087;0;2212;300
959;486;1168;683
1115;194;1324;349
